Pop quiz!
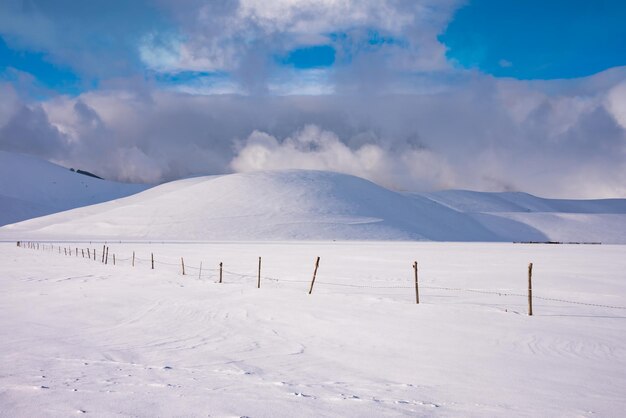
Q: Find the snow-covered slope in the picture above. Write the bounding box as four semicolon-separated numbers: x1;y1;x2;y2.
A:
424;190;626;243
0;170;499;241
0;151;149;226
425;189;626;214
2;169;625;243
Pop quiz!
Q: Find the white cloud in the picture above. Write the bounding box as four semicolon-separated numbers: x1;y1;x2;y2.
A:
268;69;335;95
144;0;462;91
2;68;626;198
230;125;456;191
235;0;415;34
138;32;184;72
606;82;626;130
0;84;20;127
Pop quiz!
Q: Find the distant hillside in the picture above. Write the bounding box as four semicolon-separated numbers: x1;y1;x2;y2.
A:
2;169;625;243
0;151;150;226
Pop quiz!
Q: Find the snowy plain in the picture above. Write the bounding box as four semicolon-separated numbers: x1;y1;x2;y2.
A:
1;240;625;417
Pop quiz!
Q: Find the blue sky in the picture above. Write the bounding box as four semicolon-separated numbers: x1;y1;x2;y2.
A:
0;0;625;197
2;0;624;97
0;36;89;96
441;0;626;79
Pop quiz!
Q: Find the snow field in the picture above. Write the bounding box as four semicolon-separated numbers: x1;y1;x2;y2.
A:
1;241;625;417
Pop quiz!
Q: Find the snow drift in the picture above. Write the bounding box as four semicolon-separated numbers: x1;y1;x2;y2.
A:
2;169;625;243
0;151;149;226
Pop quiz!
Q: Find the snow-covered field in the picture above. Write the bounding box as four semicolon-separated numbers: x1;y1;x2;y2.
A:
1;241;625;417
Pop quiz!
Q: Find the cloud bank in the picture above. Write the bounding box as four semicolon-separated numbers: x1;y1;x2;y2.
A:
231;125;455;191
1;68;625;197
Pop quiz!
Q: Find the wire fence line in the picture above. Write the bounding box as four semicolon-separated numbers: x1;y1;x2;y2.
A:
14;241;626;312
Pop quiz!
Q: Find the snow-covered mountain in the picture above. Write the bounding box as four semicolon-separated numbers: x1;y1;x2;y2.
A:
0;151;149;226
2;169;625;243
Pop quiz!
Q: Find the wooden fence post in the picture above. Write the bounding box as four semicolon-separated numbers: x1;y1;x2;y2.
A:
101;245;105;263
219;262;223;283
105;247;109;265
113;254;116;265
414;261;419;304
198;262;202;279
308;257;320;295
132;251;135;267
151;253;154;270
181;257;186;275
257;257;261;288
528;262;533;316
87;248;90;259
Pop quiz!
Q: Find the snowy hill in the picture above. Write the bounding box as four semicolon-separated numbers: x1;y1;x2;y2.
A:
0;171;499;241
424;189;626;214
0;151;149;226
424;190;626;243
2;169;625;243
